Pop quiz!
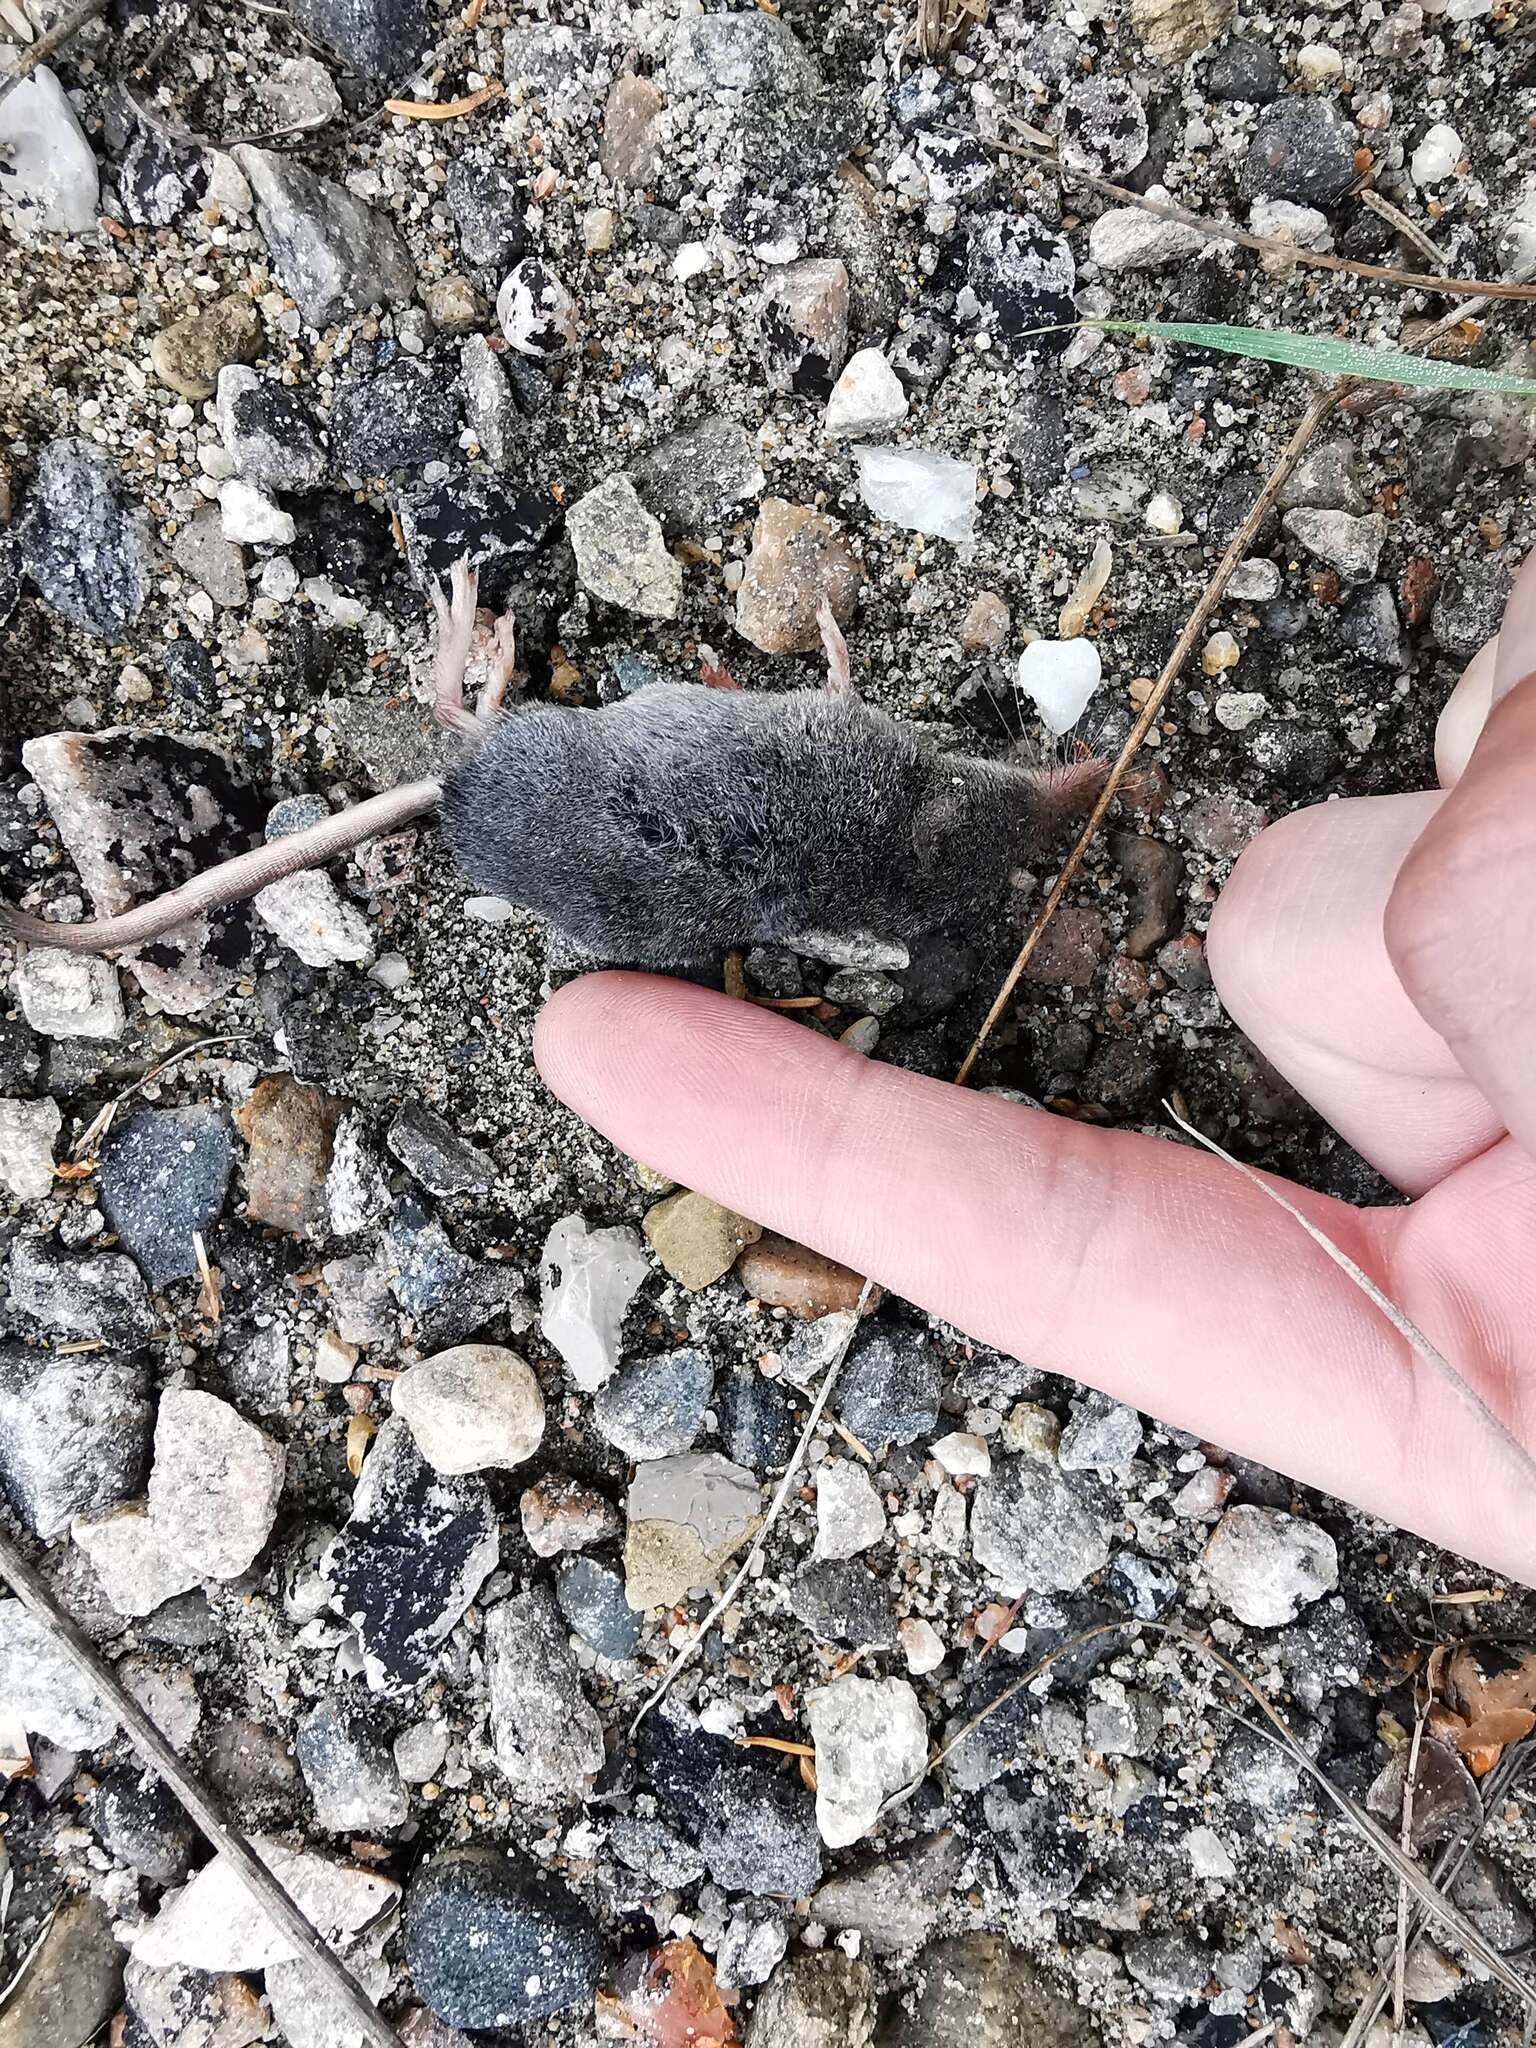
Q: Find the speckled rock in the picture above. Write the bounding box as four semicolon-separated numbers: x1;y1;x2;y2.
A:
97;1106;235;1286
215;366;329;493
0;1345;151;1538
405;1848;602;2029
10;1234;154;1342
10;950;125;1039
594;1346;714;1460
627;414;766;540
147;1389;286;1580
0;1598;117;1744
487;1587;604;1802
288;0;425;81
1241;96;1358;205
971;1448;1112;1595
151;296;262;401
1204;1505;1339;1626
888;1934;1102;2046
748;1951;876;2048
735;498;863;655
233;147;416;327
567;473;683;619
72;1502;201;1617
837;1326;941;1447
18;439;151;640
296;1699;409;1833
807;1674;927;1846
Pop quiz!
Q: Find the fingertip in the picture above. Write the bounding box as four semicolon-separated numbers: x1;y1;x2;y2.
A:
533;969;689;1110
1435;640;1497;789
1492;549;1536;709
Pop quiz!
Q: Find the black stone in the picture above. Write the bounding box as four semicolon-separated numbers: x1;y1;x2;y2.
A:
0;1344;151;1538
1433;559;1513;660
386;1102;494;1197
446;159;530;271
1108;1552;1179;1620
405;1847;602;2028
1204;38;1283;103
95;1767;198;1884
97;1107;235;1288
384;1196;523;1350
788;1559;898;1648
218;377;328;495
942;1666;1040;1793
1247;722;1341;790
697;1755;824;1896
330;360;463;477
1411;418;1475;508
837;1326;941;1447
10;1237;156;1345
289;0;426;83
717;1361;797;1471
1256;596;1309;642
1240;97;1358;207
1335;584;1409;668
395;471;559;606
556;1555;641;1659
983;1782;1089;1911
888;315;953;393
163;638;217;709
18;440;151;640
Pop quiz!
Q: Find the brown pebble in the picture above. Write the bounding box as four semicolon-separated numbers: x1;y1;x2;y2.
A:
1111;832;1185;959
735;498;863;655
643;1189;763;1290
150;295;262;401
1399;554;1438;628
234;1074;342;1236
735;1232;881;1319
1020;903;1107;989
960;591;1011;651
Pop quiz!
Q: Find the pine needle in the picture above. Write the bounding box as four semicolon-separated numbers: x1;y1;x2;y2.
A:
383;81;503;120
1087;319;1536;396
1162;1103;1536;1495
629;1278;875;1736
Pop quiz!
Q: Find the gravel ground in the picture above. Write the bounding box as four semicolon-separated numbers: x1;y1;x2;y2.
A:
1;0;1534;2042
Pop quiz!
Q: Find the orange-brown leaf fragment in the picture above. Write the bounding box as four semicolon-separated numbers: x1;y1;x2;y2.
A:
608;1938;739;2047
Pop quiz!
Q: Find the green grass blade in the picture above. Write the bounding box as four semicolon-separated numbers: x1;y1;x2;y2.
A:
1087;318;1536;396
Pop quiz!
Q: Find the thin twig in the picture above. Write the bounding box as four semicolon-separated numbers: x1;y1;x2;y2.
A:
954;386;1342;1085
1340;1741;1530;2048
982;128;1536;304
0;1523;403;2048
1394;1715;1427;2038
1164;1104;1536;1494
0;0;108;105
71;1032;248;1162
629;1279;875;1735
1359;187;1448;274
933;1619;1536;2009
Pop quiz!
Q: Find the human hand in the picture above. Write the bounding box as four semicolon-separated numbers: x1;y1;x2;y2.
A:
535;556;1536;1586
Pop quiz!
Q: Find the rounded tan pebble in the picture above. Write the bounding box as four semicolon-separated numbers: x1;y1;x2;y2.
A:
643;1189;763;1290
151;296;263;401
960;590;1010;651
734;1232;881;1319
391;1344;545;1475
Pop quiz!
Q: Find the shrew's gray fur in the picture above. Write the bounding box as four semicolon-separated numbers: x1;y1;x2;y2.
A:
439;685;1088;961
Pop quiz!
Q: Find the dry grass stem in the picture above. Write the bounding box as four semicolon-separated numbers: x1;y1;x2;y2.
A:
934;1619;1536;2009
987;127;1536;303
0;1522;404;2048
629;1279;876;1735
1394;1715;1427;2037
1358;187;1450;273
0;0;109;107
914;0;986;60
70;1032;247;1162
1164;1104;1536;1494
955;387;1341;1085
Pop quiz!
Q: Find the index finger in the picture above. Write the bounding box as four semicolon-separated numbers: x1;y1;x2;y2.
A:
534;973;1530;1576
